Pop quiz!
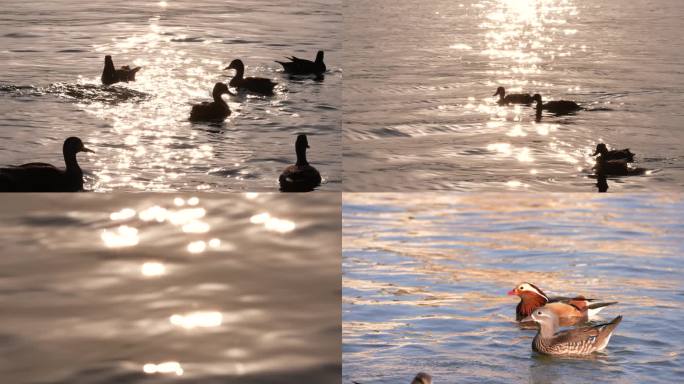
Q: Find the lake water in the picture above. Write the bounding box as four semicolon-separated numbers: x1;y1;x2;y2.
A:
0;193;341;383
0;0;341;192
343;0;684;192
343;193;684;383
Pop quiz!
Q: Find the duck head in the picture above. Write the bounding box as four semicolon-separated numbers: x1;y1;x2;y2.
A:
64;137;93;156
104;55;114;70
493;86;505;97
212;82;230;99
593;143;609;156
411;372;432;384
224;59;244;72
530;306;560;335
508;282;548;301
532;94;543;104
295;134;310;166
315;50;325;64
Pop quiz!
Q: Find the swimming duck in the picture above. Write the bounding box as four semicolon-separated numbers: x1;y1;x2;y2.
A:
0;137;92;192
509;283;617;327
493;87;534;105
276;50;326;75
533;94;582;115
101;55;141;85
531;307;622;356
411;372;432;384
592;143;635;162
189;82;231;122
224;59;277;95
593;147;645;176
279;134;321;192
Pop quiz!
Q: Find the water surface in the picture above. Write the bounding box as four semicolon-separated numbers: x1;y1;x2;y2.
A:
0;193;341;383
343;0;684;191
343;193;684;383
0;0;341;191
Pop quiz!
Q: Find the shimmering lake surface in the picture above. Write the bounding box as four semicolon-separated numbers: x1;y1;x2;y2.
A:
0;193;340;383
0;0;340;192
343;0;684;192
343;193;684;383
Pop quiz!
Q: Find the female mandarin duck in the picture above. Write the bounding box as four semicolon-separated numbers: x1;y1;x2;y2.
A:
493;86;534;105
224;59;277;96
531;307;622;356
189;82;232;122
101;55;141;85
0;137;93;192
509;282;617;327
279;134;321;192
276;50;326;75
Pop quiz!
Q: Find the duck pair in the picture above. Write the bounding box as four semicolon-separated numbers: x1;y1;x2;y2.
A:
225;51;326;96
509;282;621;356
592;143;644;176
493;87;582;115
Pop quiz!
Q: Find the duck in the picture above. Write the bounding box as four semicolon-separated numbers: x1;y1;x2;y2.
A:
592;143;635;162
224;59;277;95
189;82;232;122
509;283;617;327
101;55;141;85
279;134;321;192
531;307;622;356
411;372;432;384
276;50;326;75
493;87;534;105
533;94;582;115
0;137;92;192
593;147;645;176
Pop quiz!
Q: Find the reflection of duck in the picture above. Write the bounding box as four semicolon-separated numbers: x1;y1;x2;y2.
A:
593;143;634;162
101;55;141;85
189;83;231;122
279;134;321;192
276;50;326;75
410;372;432;384
0;137;92;192
596;174;609;192
224;59;277;95
533;94;582;115
493;87;534;105
531;307;622;356
509;283;617;327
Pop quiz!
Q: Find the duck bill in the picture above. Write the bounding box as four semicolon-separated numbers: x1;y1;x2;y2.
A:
507;289;517;296
520;314;534;323
82;147;94;153
592;150;600;156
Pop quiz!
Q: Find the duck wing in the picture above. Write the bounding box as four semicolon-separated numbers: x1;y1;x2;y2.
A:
0;164;76;192
279;165;321;192
243;77;277;94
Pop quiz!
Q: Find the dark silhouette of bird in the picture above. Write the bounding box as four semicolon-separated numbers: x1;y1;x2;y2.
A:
189;82;232;122
224;59;277;95
101;55;141;85
276;50;326;75
279;134;321;192
493;86;534;105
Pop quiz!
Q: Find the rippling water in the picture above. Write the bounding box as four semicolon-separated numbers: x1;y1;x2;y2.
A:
343;193;684;383
343;0;684;191
0;193;340;383
0;0;340;191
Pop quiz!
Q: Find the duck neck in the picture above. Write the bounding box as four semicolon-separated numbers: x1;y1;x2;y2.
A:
296;145;308;166
233;66;244;81
102;58;116;83
538;318;559;339
64;150;82;177
519;293;548;318
213;91;227;105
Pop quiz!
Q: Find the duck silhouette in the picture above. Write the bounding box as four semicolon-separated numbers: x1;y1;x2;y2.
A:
224;59;277;96
593;143;645;176
276;50;326;75
533;94;582;116
101;55;141;85
279;134;321;192
0;137;92;192
592;143;634;162
189;82;232;122
493;87;534;105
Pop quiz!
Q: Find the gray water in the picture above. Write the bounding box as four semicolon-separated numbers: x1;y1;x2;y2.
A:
0;193;341;383
343;0;684;192
0;0;341;192
343;193;684;383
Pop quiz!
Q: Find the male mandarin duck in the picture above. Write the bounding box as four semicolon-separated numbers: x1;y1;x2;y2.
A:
508;282;617;327
493;86;534;105
101;55;141;85
531;307;622;356
189;82;232;122
276;50;326;75
224;59;277;95
0;137;93;192
279;134;321;192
